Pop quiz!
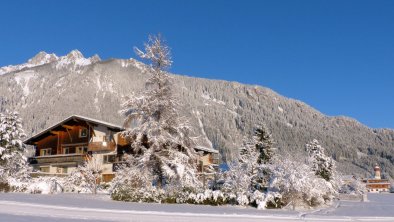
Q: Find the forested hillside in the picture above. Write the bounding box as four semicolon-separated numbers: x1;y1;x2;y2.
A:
1;51;393;178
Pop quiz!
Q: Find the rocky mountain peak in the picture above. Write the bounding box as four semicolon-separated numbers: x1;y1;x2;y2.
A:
27;51;59;66
54;50;101;71
90;54;101;63
66;50;84;60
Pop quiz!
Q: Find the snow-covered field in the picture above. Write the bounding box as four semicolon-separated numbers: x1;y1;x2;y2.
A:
0;193;393;222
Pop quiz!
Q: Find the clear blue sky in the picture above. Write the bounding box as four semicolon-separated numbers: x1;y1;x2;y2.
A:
0;0;393;129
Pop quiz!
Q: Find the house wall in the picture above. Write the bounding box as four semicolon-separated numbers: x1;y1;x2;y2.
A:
35;134;59;156
30;121;120;181
34;152;115;177
37;165;78;175
35;124;90;156
61;125;90;145
199;154;213;166
92;125;115;143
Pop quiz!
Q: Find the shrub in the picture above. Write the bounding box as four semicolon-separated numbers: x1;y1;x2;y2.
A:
0;182;11;192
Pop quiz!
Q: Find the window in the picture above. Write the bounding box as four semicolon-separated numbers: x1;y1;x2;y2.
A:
63;147;70;154
56;167;68;174
103;155;116;164
212;153;219;164
40;148;51;156
76;146;88;154
101;133;113;142
40;166;50;173
79;128;88;138
106;133;113;142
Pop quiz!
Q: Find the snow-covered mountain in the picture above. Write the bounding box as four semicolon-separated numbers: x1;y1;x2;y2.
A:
0;50;100;75
1;50;393;178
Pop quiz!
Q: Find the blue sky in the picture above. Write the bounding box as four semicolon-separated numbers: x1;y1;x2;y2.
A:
0;0;393;129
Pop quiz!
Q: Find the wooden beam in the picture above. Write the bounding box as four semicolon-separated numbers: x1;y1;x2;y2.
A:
50;131;61;135
62;125;75;130
86;122;96;137
65;128;73;142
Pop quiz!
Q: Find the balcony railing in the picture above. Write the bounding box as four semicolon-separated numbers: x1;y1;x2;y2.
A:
28;154;86;165
88;141;116;152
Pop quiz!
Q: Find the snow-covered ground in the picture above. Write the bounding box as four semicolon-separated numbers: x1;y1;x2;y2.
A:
0;193;393;222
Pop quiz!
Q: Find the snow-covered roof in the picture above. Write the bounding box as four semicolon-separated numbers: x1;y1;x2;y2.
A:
71;115;123;130
24;115;124;145
195;146;219;154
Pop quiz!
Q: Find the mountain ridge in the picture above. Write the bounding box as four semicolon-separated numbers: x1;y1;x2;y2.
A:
0;50;101;75
1;50;393;179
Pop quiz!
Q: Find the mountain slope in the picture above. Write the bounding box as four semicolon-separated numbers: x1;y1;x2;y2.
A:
1;51;393;178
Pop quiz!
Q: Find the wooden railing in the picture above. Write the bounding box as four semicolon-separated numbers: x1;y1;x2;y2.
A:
29;154;86;164
88;141;116;152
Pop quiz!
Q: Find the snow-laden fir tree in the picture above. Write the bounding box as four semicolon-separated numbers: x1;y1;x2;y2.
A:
0;111;30;189
221;125;276;206
220;160;252;206
252;124;275;191
119;34;199;190
238;138;259;190
306;139;336;182
65;155;103;194
254;124;275;165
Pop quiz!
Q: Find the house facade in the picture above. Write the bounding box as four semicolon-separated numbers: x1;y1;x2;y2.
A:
24;115;125;182
24;115;219;183
362;164;391;193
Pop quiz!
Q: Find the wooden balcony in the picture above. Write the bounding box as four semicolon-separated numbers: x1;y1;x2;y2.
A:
29;154;86;165
88;141;116;152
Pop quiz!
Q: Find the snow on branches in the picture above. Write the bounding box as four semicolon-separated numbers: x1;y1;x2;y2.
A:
306;139;336;182
118;34;199;192
253;124;275;165
219;124;277;207
111;154;159;202
65;155;103;194
0;110;30;189
134;34;172;72
218;128;338;209
268;157;336;210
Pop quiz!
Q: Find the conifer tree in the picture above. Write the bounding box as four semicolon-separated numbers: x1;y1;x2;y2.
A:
119;34;199;189
254;124;275;165
238;138;259;191
253;124;275;191
306;139;335;182
0;111;30;185
234;124;276;193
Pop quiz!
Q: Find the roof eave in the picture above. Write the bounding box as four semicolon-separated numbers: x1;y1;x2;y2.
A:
23;115;124;145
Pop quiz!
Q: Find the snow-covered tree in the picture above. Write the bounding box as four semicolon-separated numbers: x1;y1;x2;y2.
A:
306;139;336;182
339;177;366;196
220;161;253;205
254;124;275;165
119;34;199;190
218;124;276;206
247;124;276;191
65;155;103;194
111;154;165;202
0;111;30;188
238;139;258;188
267;156;336;210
